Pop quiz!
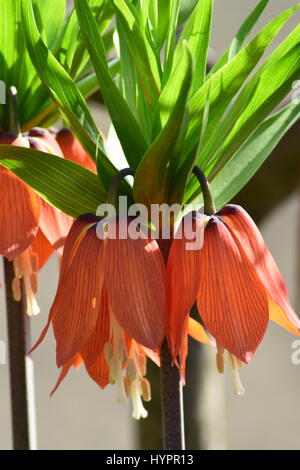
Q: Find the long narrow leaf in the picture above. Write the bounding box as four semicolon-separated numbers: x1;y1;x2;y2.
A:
184;5;300;160
212;102;300;208
0;146;106;217
112;0;161;109
133;46;193;208
75;0;148;167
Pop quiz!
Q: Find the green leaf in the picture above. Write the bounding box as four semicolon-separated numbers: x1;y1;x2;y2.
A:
201;41;300;178
75;0;148;167
21;0;129;194
228;0;269;60
163;0;181;82
33;0;66;51
211;102;300;209
178;0;198;25
209;0;270;74
157;0;213;135
133;46;193;208
0;146;106;218
0;1;33;128
112;0;161;109
179;0;214;94
22;0;102;156
183;4;300;160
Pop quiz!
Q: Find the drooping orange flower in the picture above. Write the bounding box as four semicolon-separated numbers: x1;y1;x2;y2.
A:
55;127;97;173
30;215;166;418
167;204;300;392
0;127;95;314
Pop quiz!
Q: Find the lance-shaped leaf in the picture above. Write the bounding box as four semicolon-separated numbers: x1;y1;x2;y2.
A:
211;102;300;209
184;5;299;160
156;0;213;135
0;146;106;218
202;42;300;178
133;46;193;209
22;0;129;193
112;0;161;109
209;0;270;74
75;0;148;167
22;0;101;156
178;0;214;94
33;0;66;52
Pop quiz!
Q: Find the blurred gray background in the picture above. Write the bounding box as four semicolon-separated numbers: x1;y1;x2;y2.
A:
0;0;299;450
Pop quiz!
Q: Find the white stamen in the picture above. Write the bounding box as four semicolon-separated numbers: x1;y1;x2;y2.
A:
131;380;148;420
229;353;245;396
13;249;40;316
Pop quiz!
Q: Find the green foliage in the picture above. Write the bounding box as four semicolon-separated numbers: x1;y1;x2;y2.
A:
1;0;299;216
0;145;106;217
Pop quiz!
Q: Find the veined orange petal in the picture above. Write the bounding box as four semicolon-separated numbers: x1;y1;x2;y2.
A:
50;354;83;396
80;287;110;366
56;128;96;173
219;204;300;334
0;134;40;259
58;215;99;283
28;217;99;356
52;224;104;367
167;213;208;359
103;218;166;350
188;317;212;345
85;352;110;389
30;229;54;270
197;216;269;363
39;199;73;254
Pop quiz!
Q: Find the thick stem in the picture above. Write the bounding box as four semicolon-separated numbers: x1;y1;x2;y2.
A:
160;340;185;450
192;167;216;216
107;168;136;206
159;239;185;450
3;258;37;450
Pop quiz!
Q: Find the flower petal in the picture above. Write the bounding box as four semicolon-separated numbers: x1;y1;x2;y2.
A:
52;223;104;367
28;128;64;157
188;317;212;345
30;229;54;270
219;204;300;334
167;213;208;358
103;218;166;350
85;352;110;389
197;217;269;363
56;128;96;173
28;216;100;356
50;354;83;396
80;287;110;366
0;134;40;259
39;199;73;254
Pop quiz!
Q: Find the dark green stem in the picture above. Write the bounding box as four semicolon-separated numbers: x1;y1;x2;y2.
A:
192;166;216;216
3;259;37;450
107;168;136;205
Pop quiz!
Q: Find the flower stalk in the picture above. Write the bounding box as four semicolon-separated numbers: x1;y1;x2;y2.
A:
3;258;37;450
192;167;216;216
160;339;185;450
3;87;37;450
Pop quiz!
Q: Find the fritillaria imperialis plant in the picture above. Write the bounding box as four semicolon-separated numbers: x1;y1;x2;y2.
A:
0;0;300;450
